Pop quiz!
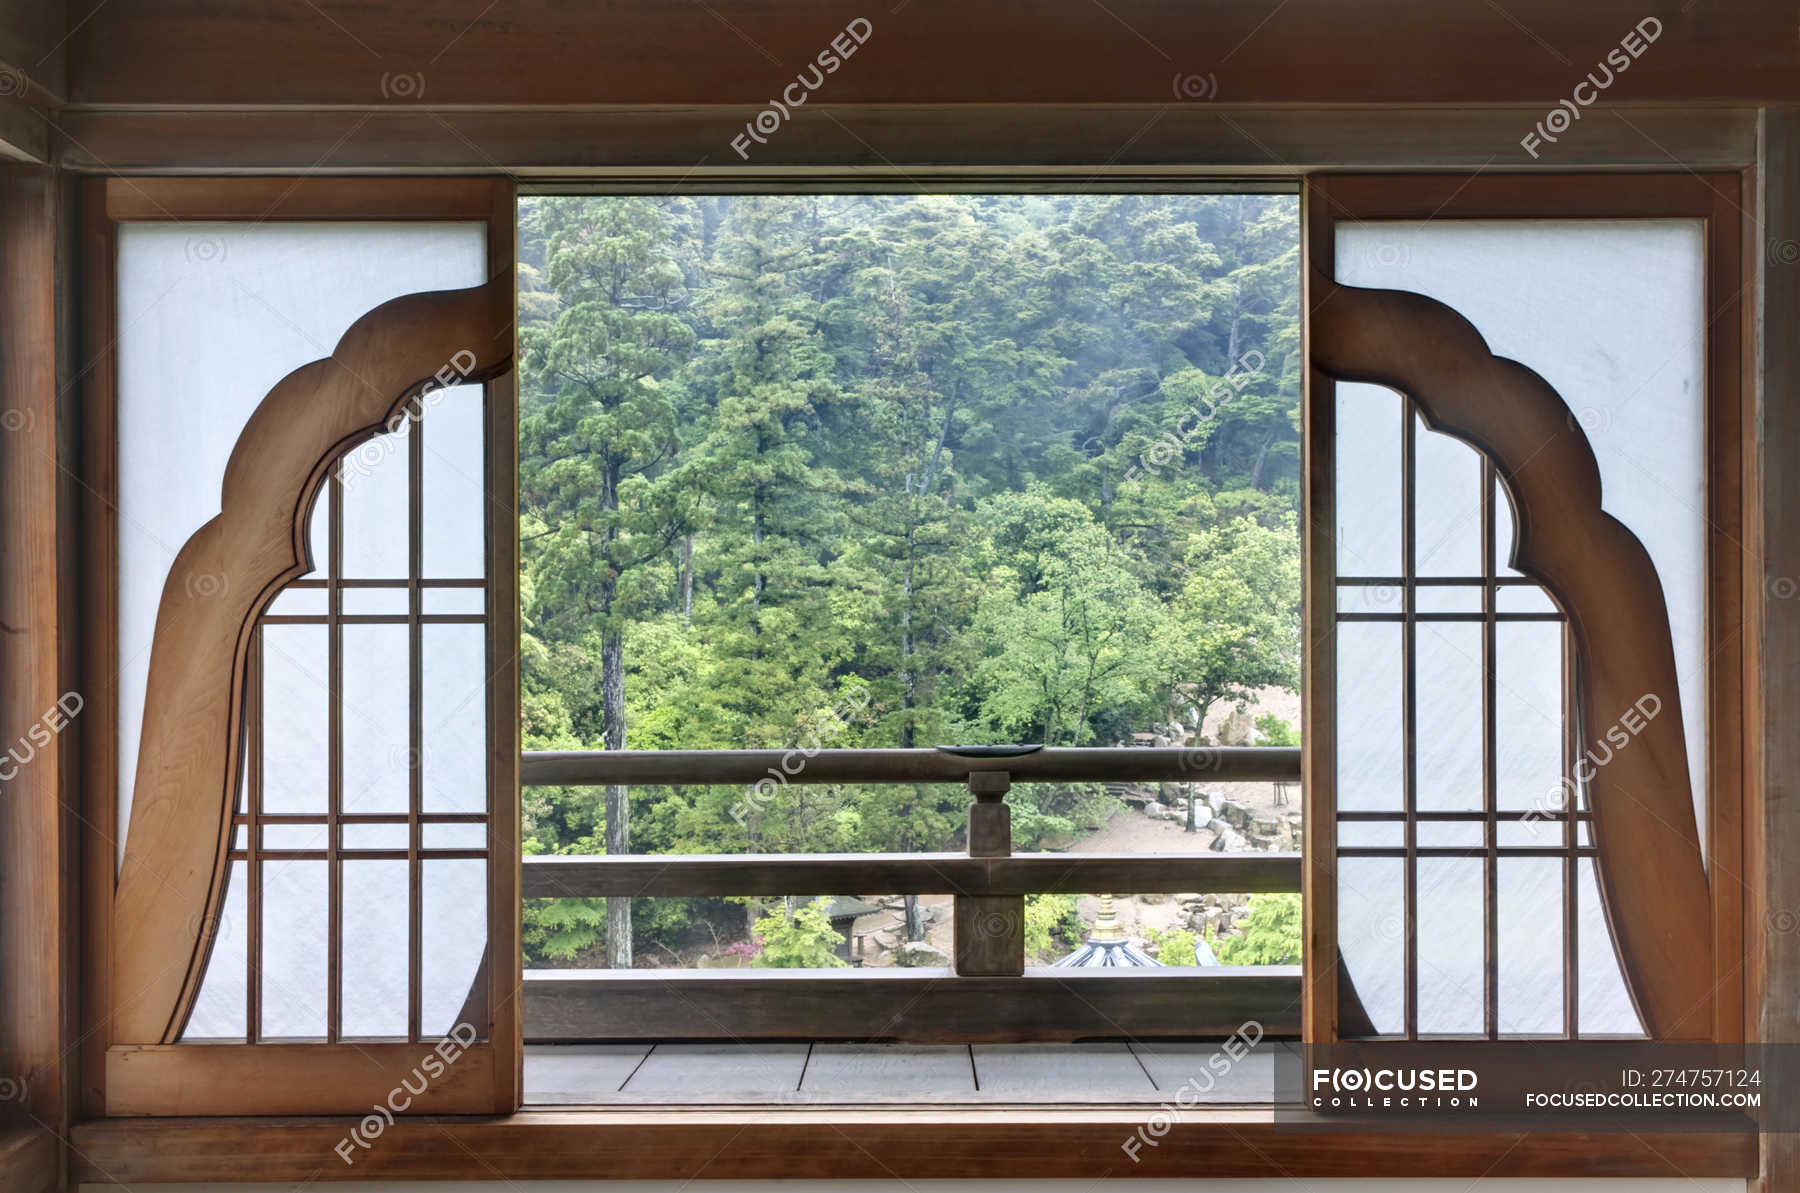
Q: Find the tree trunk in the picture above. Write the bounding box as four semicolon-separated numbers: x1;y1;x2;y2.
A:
679;534;694;624
602;626;631;969
1249;432;1274;491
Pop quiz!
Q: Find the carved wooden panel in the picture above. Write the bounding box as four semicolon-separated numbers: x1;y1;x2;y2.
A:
112;275;513;1045
1309;264;1712;1040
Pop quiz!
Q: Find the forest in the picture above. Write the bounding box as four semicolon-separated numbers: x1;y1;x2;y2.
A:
515;193;1303;969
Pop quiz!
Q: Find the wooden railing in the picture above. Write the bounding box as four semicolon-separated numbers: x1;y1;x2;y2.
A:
521;745;1304;1042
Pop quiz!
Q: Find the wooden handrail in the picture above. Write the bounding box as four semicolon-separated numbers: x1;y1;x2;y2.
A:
520;748;1302;988
523;850;1300;898
520;745;1300;787
522;967;1302;1042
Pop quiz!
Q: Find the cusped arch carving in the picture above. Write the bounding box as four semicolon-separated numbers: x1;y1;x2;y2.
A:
1311;266;1711;1041
113;276;514;1044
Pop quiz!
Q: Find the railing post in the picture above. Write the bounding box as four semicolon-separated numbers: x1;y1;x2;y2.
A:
954;769;1024;976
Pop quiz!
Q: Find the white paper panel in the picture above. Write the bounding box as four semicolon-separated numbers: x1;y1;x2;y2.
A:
1337;821;1402;849
422;623;488;813
1497;856;1564;1035
1579;858;1646;1037
424;586;488;615
1416;857;1483;1035
1495;620;1564;813
424;822;491;850
260;624;329;814
342;860;411;1039
422;859;488;1038
1336;621;1403;812
1415;622;1482;812
1337;219;1707;844
1416;821;1481;848
1335;584;1402;615
341;419;412;580
266;587;327;617
340;623;410;815
343;587;409;616
1337;857;1404;1035
1415;586;1481;614
260;859;329;1040
422;385;487;578
116;221;484;859
1412;416;1481;577
1334;381;1402;576
181;859;248;1041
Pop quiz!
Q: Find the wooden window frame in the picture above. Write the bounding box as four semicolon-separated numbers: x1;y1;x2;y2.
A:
75;177;522;1117
2;160;1762;1182
1304;173;1748;1047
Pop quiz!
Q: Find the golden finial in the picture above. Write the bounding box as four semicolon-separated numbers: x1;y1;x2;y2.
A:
1091;893;1125;942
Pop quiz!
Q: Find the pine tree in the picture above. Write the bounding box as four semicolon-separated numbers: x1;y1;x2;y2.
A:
519;196;704;967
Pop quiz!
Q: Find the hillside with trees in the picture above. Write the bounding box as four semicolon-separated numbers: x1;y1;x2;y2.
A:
516;193;1301;968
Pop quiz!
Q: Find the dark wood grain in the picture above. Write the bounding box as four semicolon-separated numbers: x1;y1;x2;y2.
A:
522;746;1298;787
66;1111;1756;1182
1300;180;1337;1044
1754;105;1800;1193
953;896;1024;977
522;968;1302;1043
0;165;67;1193
63;1;1800;106
522;851;1301;898
50;106;1759;175
105;1042;506;1116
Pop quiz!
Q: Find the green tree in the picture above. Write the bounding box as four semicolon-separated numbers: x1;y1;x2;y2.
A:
1145;923;1201;966
1213;893;1302;966
520;195;703;967
1023;892;1086;961
751;897;850;968
1158;514;1302;736
972;490;1163;745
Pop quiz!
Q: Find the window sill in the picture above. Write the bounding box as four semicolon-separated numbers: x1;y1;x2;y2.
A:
70;1109;1757;1182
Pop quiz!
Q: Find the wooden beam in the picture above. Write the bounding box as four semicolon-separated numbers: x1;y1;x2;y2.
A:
523;851;1301;898
1754;105;1800;1193
61;1;1800;107
97;175;506;220
0;101;48;165
67;1110;1756;1182
522;746;1298;787
0;165;68;1190
522;968;1300;1043
0;1;67;105
48;105;1758;174
105;1042;508;1117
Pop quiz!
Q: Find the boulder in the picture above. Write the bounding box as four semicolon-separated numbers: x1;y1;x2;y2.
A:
1208;826;1248;852
1219;800;1252;830
896;940;952;967
1217;709;1255;746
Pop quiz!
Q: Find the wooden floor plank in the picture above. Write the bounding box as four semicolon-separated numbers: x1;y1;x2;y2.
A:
1125;1039;1294;1104
523;1044;652;1104
799;1043;976;1098
971;1042;1158;1098
619;1043;811;1100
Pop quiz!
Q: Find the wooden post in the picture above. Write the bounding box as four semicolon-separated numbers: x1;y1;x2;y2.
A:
954;770;1024;976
